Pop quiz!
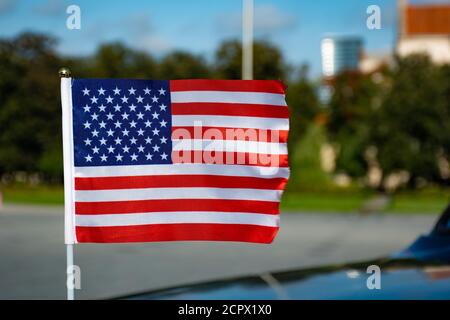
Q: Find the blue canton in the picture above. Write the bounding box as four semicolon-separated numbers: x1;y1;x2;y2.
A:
72;79;172;166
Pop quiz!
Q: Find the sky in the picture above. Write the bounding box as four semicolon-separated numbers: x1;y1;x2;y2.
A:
0;0;448;78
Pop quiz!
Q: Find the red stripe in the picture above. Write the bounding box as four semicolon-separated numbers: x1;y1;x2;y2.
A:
172;151;289;167
170;79;286;94
75;199;280;215
75;175;287;190
172;126;288;143
172;103;289;118
76;224;278;243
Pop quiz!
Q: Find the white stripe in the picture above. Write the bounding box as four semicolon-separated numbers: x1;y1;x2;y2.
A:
172;139;287;155
75;187;282;202
76;212;279;228
74;164;290;179
171;91;286;106
172;115;289;130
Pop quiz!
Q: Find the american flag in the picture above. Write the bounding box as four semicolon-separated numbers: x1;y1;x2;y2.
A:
65;79;289;244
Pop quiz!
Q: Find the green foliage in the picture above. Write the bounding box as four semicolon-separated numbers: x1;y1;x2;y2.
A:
214;39;286;79
286;65;322;151
287;124;331;192
159;51;210;79
327;71;382;178
372;55;450;187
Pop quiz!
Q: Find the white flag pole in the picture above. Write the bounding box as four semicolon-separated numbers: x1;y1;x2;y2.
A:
242;0;254;80
59;67;76;300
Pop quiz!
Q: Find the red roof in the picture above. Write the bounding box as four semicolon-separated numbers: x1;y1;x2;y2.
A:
406;5;450;35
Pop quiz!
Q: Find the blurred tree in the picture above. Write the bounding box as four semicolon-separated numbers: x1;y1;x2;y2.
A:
0;33;63;181
286;65;322;152
287;124;331;192
214;39;286;79
327;71;383;178
372;55;450;188
89;43;158;78
158;51;210;79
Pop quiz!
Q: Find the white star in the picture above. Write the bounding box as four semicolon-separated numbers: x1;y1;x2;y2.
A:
82;88;90;96
99;121;106;128
145;153;153;160
152;112;159;119
161;152;168;160
159;104;167;111
83;105;91;112
90;96;98;104
115;154;123;161
144;87;151;95
106;129;114;136
130;137;138;145
122;128;129;136
136;96;144;103
158;88;166;95
106;96;114;104
100;154;108;162
129;104;137;112
137;145;145;153
152;128;160;136
83;121;91;129
98;87;106;95
92;146;99;154
144;104;152;111
114;121;122;128
145;137;152;144
130;153;138;161
137;112;144;120
84;138;92;146
91;113;99;121
128;87;136;95
99;137;107;145
114;137;122;145
107;146;115;153
91;129;99;137
121;112;129;120
129;120;137;128
99;104;106;112
159;120;167;127
160;136;168;144
121;96;129;103
152;145;160;152
113;87;121;95
122;145;130;153
113;104;121;112
106;113;114;120
137;128;145;136
85;154;93;162
144;120;152;128
151;95;159;103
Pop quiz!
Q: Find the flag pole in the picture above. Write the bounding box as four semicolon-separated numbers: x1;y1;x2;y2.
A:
242;0;254;80
59;67;76;300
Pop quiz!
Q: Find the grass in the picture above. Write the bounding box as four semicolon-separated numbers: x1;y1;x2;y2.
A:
1;184;448;214
281;191;372;213
385;192;449;214
1;185;64;205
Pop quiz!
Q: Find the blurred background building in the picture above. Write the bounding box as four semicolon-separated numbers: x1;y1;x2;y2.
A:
321;36;363;78
397;0;450;64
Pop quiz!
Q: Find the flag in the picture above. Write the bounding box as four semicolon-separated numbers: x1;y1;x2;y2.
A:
61;79;290;244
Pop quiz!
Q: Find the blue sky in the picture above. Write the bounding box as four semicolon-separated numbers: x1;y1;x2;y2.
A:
0;0;447;78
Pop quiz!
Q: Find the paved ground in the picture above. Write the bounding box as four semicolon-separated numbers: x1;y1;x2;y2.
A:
0;204;439;299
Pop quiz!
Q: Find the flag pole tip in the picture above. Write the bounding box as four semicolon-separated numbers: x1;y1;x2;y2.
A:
59;67;71;78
